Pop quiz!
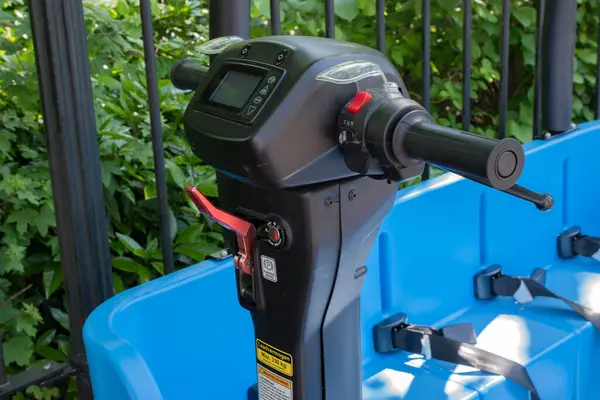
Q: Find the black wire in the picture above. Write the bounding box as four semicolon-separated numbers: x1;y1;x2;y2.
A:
139;0;175;275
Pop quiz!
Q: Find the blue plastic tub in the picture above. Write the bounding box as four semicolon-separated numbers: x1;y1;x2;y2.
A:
83;122;600;399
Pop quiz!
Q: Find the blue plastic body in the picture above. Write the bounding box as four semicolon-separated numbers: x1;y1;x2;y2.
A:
84;122;600;399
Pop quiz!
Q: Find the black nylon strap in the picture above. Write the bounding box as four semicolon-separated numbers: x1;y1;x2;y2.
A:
573;235;600;258
392;325;540;400
491;276;600;330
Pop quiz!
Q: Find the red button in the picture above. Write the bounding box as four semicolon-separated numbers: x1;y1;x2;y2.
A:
348;91;373;114
269;227;280;242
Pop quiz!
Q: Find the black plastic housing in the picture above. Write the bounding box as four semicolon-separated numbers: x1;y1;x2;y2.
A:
182;36;409;188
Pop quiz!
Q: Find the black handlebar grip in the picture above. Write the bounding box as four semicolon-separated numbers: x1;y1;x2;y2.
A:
399;120;524;190
170;60;208;91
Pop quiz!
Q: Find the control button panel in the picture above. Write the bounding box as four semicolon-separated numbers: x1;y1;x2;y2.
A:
239;68;285;123
194;60;286;125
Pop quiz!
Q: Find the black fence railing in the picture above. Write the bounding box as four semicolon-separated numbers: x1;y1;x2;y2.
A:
0;0;590;398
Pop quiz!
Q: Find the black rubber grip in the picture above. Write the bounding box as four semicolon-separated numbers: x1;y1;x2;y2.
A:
170;60;208;91
403;121;524;190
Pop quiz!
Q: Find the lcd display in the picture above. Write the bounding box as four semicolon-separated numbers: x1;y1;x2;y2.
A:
210;70;263;110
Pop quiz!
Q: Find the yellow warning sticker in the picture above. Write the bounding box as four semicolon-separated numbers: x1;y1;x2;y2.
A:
256;339;293;376
258;365;293;400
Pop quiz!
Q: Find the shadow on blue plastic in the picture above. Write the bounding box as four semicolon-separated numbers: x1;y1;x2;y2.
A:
84;121;600;400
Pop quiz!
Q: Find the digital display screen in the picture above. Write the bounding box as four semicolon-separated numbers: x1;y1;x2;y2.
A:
210;70;263;110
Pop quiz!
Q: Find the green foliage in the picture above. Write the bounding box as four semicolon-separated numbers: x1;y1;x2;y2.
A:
1;0;600;398
1;0;222;397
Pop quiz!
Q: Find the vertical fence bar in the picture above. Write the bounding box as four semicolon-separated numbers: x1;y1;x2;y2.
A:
325;0;335;38
376;0;385;53
210;0;251;39
28;1;114;398
462;0;472;131
498;0;510;139
541;0;577;134
422;0;431;180
534;0;545;138
0;341;8;397
140;0;175;275
270;0;282;35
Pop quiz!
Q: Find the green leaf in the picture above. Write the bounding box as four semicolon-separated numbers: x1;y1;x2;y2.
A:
43;264;62;299
169;209;177;242
15;317;36;337
137;265;154;284
253;0;270;16
3;336;33;367
112;256;142;272
33;204;56;237
151;261;164;275
116;233;143;253
23;303;43;323
26;385;61;400
36;345;67;363
357;0;375;16
507;120;533;143
438;0;459;11
119;186;136;204
0;245;26;274
50;307;70;331
578;50;596;65
113;272;125;294
115;0;131;15
175;244;221;262
335;0;359;21
166;159;186;189
513;7;536;27
144;182;157;199
7;209;38;235
36;329;57;349
391;47;404;66
150;0;160;16
175;223;205;245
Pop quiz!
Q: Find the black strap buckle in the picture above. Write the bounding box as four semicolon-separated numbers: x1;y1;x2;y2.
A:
558;226;600;260
373;312;540;399
474;265;600;330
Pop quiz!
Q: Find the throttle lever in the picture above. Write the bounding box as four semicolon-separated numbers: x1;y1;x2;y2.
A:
186;185;256;275
503;185;554;212
455;171;554;211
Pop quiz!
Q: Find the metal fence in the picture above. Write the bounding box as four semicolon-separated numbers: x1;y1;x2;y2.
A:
0;0;591;398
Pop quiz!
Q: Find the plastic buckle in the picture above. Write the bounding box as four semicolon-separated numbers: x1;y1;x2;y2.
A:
473;264;503;300
529;267;546;286
373;312;407;354
557;226;581;259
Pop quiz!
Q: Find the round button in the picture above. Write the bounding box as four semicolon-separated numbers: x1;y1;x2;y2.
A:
240;45;251;58
496;150;518;178
276;49;288;65
265;221;285;248
268;227;280;243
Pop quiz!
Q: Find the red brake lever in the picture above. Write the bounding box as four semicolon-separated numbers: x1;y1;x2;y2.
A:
186;185;256;275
